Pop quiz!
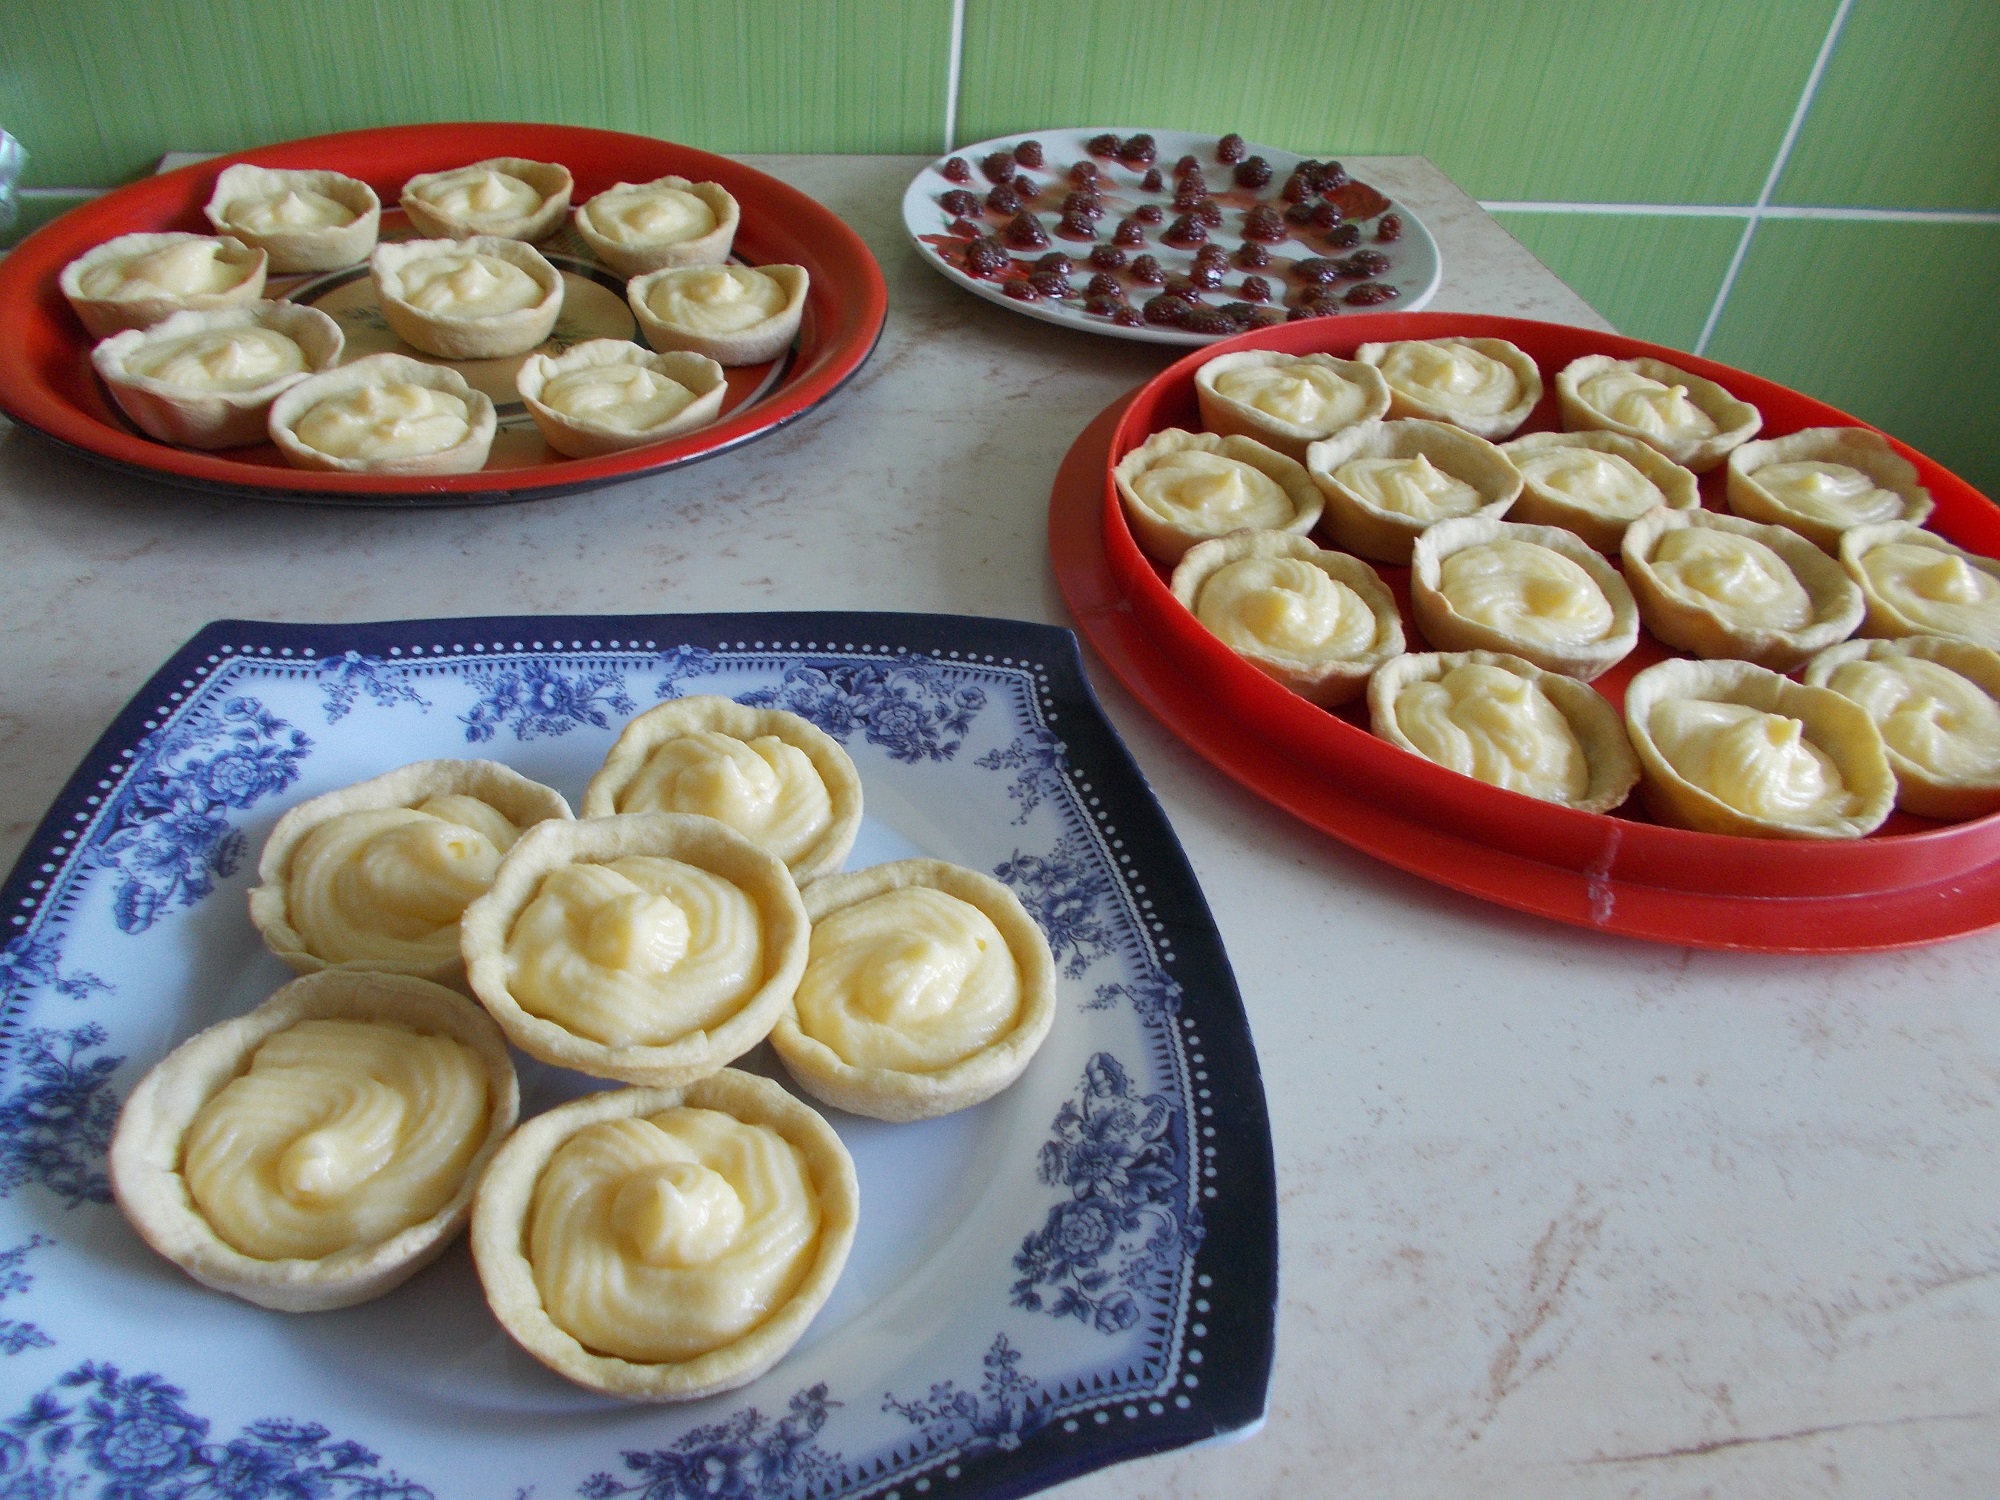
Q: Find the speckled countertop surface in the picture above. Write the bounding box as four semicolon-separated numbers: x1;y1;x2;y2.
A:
2;156;1994;1498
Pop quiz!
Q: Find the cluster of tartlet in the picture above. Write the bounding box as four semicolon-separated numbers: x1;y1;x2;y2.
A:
63;156;814;471
109;696;1057;1402
1118;336;2000;839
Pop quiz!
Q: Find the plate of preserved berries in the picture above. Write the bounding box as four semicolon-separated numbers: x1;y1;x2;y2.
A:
904;127;1441;346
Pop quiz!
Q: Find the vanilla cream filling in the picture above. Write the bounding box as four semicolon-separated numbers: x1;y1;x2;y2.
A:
610;731;832;869
79;239;249;300
182;1018;489;1261
125;326;307;392
793;886;1022;1071
287;795;523;968
1754;461;1904;527
1436;540;1615;647
397;251;544;319
1647;698;1855;823
1335;453;1483;521
1577;369;1718;441
222;188;358;235
1513;446;1664;522
1212;363;1372;429
413;167;543;223
292;381;474;460
1195;556;1378;663
1822;657;2000;782
1859;543;2000;640
528;1106;820;1363
504;856;764;1049
585;186;717;247
1647;527;1813;630
1378;341;1521;417
1391;662;1588;802
645;266;788;334
1130;450;1295;532
541;365;699;432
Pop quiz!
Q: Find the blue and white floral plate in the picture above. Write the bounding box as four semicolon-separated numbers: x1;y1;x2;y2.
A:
0;612;1275;1499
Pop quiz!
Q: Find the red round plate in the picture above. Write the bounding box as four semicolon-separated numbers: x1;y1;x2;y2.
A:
1050;311;2000;952
0;123;887;504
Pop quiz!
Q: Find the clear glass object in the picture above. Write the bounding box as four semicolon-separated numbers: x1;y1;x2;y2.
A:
0;131;24;240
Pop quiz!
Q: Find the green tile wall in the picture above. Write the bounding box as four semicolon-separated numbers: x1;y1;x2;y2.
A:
1487;212;1745;351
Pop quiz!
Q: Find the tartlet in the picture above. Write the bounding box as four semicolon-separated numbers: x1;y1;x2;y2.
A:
109;971;519;1312
582;697;862;884
1169;528;1404;705
249;758;572;987
1192;349;1391;461
1621;507;1864;671
470;1070;857;1401
459;812;810;1087
1839;523;2000;648
627;263;810;366
517;340;728;458
371;235;564;360
1304;418;1521;565
1726;426;1932;553
268;352;498;475
1623;658;1894;839
90;301;344;449
574;176;741;277
400;157;573;241
60;232;268;339
1410;516;1639;680
1114;428;1322;565
1803;637;2000;820
203;164;381;273
1556;355;1760;472
1355;336;1543;440
769;859;1058;1122
1498;429;1701;553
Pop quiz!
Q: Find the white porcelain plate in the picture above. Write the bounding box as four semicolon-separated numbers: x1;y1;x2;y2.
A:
0;612;1274;1499
904;126;1440;346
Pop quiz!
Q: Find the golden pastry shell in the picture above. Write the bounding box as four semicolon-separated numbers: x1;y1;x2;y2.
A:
250;757;573;986
582;696;863;883
627;263;810;367
1410;515;1639;680
60;232;268;339
1498;429;1702;553
469;1069;858;1401
399;156;573;241
769;859;1059;1122
203;164;382;273
1367;649;1640;814
371;235;565;360
1304;417;1521;565
1113;427;1322;566
1555;354;1761;472
517;340;728;459
1192;350;1391;461
1804;636;2000;820
109;970;520;1313
574;177;741;277
1623;657;1894;839
1354;336;1544;440
1169;528;1404;706
459;812;810;1088
90;300;344;450
1839;522;2000;648
267;352;499;475
1621;506;1864;671
1726;426;1933;553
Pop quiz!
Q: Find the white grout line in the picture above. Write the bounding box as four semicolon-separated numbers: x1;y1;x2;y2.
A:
1480;200;2000;224
1694;0;1855;354
942;0;966;155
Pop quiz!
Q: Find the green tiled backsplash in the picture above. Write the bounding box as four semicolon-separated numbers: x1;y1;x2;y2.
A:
4;0;1996;493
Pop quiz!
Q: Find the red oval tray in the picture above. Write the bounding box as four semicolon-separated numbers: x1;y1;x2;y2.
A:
1049;311;2000;951
0;123;887;505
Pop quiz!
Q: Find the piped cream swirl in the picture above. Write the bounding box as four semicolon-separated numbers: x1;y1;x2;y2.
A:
611;731;833;870
1646;699;1853;822
1436;540;1615;647
1647;527;1812;630
1390;662;1589;803
1195;556;1378;662
1576;368;1718;441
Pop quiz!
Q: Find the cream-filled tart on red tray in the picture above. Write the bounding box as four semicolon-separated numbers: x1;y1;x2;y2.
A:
1169;529;1403;705
1556;354;1760;472
203;164;381;273
371;236;564;360
1803;637;2000;820
1499;429;1701;553
627;263;810;366
1726;426;1933;553
770;859;1057;1122
1839;523;2000;647
268;352;498;475
1354;336;1542;440
1304;417;1520;565
1114;428;1322;565
1368;650;1639;814
1621;506;1863;672
399;157;573;241
1192;350;1390;461
109;970;519;1312
470;1070;857;1401
574;176;741;277
517;340;728;458
1623;658;1894;839
60;232;268;339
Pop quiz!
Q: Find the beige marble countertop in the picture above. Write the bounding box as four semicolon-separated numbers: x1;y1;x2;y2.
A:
1;156;1994;1498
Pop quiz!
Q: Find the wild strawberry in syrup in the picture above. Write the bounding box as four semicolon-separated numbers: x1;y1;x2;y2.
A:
1004;211;1050;249
1141;167;1165;192
1162;215;1207;247
986;184;1022;215
1014;139;1045;168
1376;213;1403;243
1233;156;1273;189
939;190;981;217
1112;218;1146;247
1344;281;1399;305
1130;253;1165;284
1216;133;1246;164
1087;244;1127;271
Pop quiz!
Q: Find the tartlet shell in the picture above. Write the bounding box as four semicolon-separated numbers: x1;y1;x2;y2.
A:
574;177;741;277
1555;354;1761;472
399;156;573;241
1839;522;2000;647
1804;636;2000;820
459;812;810;1087
1170;528;1404;705
517;340;728;458
1623;657;1894;839
1354;336;1543;440
1304;417;1521;565
249;757;573;986
109;971;520;1313
1498;429;1701;553
371;235;564;360
1114;427;1323;566
769;859;1059;1122
1192;350;1390;461
204;164;382;273
627;262;810;366
60;232;268;339
1726;426;1932;552
90;301;344;449
268;352;498;475
470;1070;858;1401
581;696;863;883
